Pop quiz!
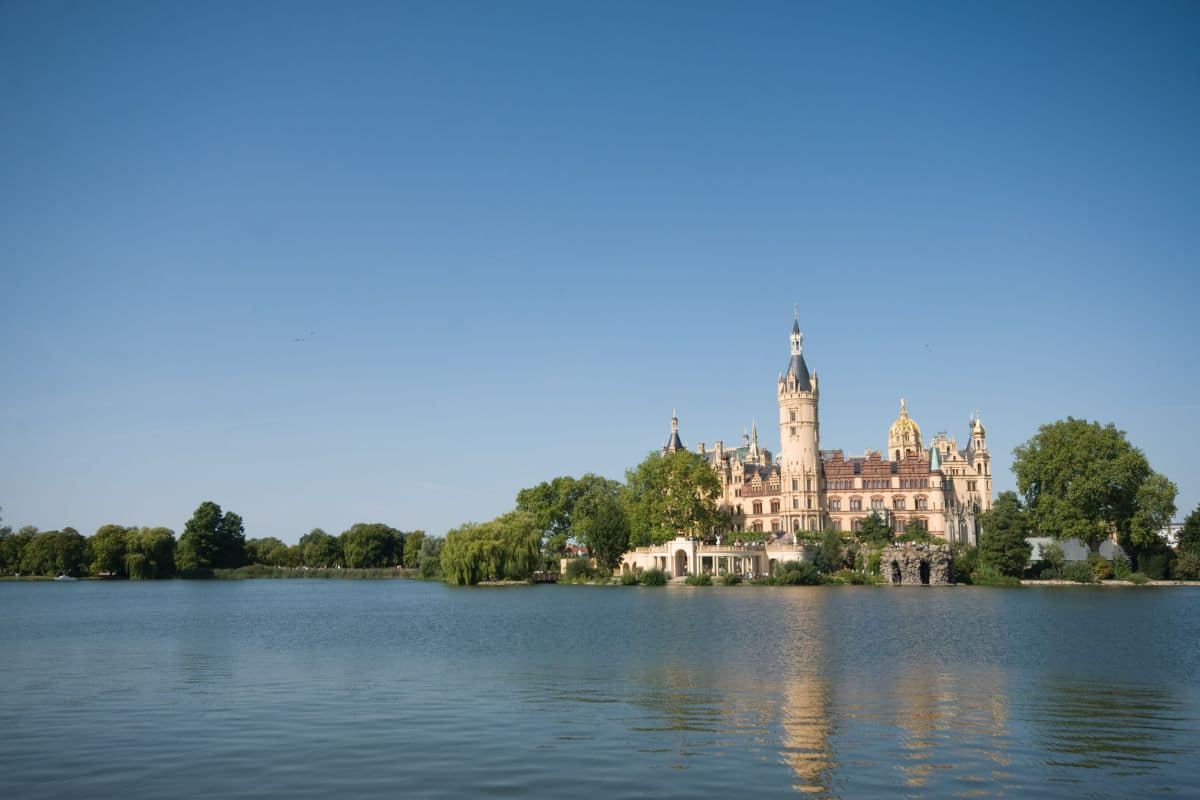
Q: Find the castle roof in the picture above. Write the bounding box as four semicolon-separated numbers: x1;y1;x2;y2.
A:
784;352;812;390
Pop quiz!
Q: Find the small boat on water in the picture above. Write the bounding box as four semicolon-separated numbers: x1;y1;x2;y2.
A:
53;574;78;582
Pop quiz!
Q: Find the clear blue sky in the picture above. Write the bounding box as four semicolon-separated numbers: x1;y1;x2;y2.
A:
2;1;1197;543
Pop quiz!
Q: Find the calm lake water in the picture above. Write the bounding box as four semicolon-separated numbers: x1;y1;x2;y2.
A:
2;581;1199;798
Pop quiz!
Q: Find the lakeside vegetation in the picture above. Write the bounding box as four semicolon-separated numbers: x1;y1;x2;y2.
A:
2;417;1197;588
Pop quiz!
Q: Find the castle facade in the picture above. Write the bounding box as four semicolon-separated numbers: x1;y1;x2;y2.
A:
667;318;993;545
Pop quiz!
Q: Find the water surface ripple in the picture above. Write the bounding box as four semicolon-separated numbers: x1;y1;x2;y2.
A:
1;581;1197;798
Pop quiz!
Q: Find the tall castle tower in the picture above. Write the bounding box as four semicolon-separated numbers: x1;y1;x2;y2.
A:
778;316;822;533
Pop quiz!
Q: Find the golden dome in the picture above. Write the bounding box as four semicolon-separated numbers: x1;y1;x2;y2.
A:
889;398;922;441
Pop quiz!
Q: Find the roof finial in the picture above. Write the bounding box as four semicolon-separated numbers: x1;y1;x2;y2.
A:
900;397;907;417
671;410;678;432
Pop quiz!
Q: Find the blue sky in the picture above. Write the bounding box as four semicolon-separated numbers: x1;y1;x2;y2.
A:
2;1;1198;542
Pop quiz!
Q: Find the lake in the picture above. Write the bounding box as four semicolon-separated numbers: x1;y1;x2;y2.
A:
1;580;1198;798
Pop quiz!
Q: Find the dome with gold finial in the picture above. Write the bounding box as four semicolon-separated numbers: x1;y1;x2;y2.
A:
887;398;923;460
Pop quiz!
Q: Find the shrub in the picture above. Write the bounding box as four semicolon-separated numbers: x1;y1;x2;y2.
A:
1039;567;1059;581
866;551;882;576
639;568;667;586
773;561;823;586
1172;550;1200;581
720;572;743;586
1088;554;1114;581
685;573;712;586
1127;572;1150;585
1062;561;1095;583
1111;552;1132;580
619;571;639;585
971;564;1021;587
564;559;597;582
830;568;877;585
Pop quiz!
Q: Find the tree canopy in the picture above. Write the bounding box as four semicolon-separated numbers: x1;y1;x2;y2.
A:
300;528;342;568
441;511;541;585
516;474;621;554
623;450;723;546
176;501;248;573
572;484;631;573
1179;504;1200;554
1013;418;1175;556
857;512;892;546
978;491;1033;577
339;523;404;568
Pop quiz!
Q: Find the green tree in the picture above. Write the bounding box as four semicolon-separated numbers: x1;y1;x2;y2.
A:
21;529;90;576
857;512;892;546
1179;504;1200;554
300;528;342;568
978;491;1033;577
815;528;844;573
517;474;621;555
90;524;131;577
177;502;247;573
441;511;541;585
1013;418;1174;557
1128;472;1178;553
418;535;444;579
339;523;403;568
125;527;176;579
402;530;426;569
623;450;723;546
572;485;631;574
0;525;36;574
1040;541;1066;578
247;537;295;567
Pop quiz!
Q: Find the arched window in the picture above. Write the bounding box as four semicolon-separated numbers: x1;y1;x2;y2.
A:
893;497;906;511
770;500;780;514
916;496;928;510
829;498;841;512
831;519;842;531
850;497;862;511
871;497;885;510
752;501;762;515
752;521;763;532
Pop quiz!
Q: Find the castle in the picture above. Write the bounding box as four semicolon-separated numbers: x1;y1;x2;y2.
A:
620;318;992;577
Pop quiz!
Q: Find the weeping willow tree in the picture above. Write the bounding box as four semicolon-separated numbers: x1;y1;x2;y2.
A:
441;511;542;585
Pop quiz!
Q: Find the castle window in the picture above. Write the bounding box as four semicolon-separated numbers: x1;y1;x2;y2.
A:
770;500;780;514
790;410;796;422
916;497;928;511
806;497;812;509
806;478;812;491
753;501;763;515
752;521;763;532
871;498;884;510
790;426;796;436
850;498;862;511
792;498;798;509
851;518;862;533
792;479;798;491
829;498;841;512
893;498;905;511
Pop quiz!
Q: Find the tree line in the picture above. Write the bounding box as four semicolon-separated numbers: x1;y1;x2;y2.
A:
0;501;442;579
442;416;1195;585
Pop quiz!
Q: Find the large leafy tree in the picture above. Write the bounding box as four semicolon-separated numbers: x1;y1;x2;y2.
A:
300;528;342;568
978;491;1033;577
623;450;723;546
1179;504;1200;554
572;485;631;574
339;523;404;568
1013;418;1174;556
441;511;541;585
418;535;444;579
516;474;621;555
21;529;90;576
125;527;176;579
177;501;248;572
91;524;131;577
0;526;36;574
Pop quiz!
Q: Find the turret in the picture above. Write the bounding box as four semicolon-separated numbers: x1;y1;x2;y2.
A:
662;410;684;456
